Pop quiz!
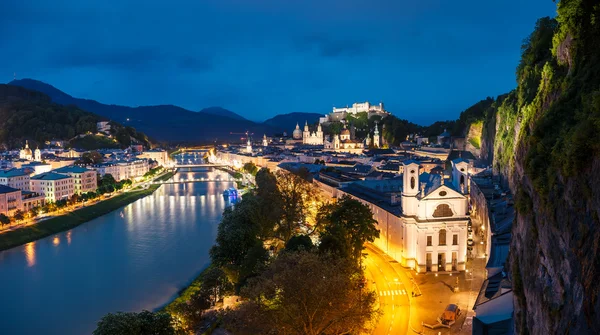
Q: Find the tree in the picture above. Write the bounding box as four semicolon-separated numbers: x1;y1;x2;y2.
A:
209;201;264;284
242;162;258;176
76;151;104;165
13;210;25;222
223;251;379;335
285;234;314;252
253;168;284;239
28;207;39;218
93;310;175;335
0;214;10;226
275;170;321;242
318;196;379;262
199;266;234;306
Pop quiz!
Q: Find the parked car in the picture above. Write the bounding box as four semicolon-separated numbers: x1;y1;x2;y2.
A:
467;239;474;246
439;304;461;325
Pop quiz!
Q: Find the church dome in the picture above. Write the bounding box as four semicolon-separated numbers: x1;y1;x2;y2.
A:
293;123;302;139
21;141;32;156
340;128;351;136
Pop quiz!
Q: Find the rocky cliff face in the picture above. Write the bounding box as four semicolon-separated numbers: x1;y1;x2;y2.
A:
484;2;600;334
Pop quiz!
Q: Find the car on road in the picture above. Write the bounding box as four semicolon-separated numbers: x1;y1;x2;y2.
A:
439;304;461;326
467;239;474;246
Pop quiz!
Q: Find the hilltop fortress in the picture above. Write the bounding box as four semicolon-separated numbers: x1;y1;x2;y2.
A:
319;101;390;124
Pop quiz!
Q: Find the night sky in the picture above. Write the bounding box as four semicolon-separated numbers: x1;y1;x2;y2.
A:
1;0;556;125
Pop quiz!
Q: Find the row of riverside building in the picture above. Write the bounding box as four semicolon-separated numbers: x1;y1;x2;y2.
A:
0;158;154;217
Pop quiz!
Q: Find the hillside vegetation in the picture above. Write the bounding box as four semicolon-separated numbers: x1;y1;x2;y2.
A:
0;85;150;149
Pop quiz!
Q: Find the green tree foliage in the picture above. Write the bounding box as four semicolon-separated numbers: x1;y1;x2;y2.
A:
223;251;379;335
0;214;10;226
253;168;284;238
517;17;558;108
93;310;175;335
76;151;104;165
285;234;314;252
275;170;321;242
13;210;25;222
209;199;265;285
317;195;379;262
0;85;151;149
97;174;131;194
452;97;495;136
381;115;425;145
242;162;258;176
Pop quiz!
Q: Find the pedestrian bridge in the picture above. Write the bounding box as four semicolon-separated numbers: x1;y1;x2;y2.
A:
151;177;235;185
174;164;226;168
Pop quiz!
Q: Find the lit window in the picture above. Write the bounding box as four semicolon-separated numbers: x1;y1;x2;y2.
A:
439;229;447;246
427;236;432;246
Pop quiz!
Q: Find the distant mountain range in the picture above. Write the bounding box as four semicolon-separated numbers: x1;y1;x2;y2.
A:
199;106;246;121
8;79;321;144
263;112;323;133
0;84;151;150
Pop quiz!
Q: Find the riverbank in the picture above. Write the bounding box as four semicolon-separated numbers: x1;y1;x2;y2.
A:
0;185;161;252
162;265;211;313
154;171;175;182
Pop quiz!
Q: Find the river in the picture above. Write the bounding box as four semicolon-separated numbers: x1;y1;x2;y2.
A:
0;164;234;335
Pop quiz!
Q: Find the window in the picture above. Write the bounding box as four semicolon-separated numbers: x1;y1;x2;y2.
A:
453;234;458;245
410;177;415;189
439;191;447;196
427;236;432;246
433;204;453;217
439;229;447;246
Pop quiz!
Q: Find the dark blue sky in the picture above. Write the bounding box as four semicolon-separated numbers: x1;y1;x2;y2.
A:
1;0;556;125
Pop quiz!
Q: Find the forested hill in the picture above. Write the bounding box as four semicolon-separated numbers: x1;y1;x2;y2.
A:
9;79;274;143
0;85;151;150
450;2;600;333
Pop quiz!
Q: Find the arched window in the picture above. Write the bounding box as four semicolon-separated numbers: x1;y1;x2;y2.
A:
410;177;415;189
460;175;465;186
439;229;447;246
433;204;453;217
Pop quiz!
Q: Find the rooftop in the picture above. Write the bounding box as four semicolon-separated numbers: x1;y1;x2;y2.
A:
31;172;71;181
53;166;92;174
0;168;29;178
0;184;20;194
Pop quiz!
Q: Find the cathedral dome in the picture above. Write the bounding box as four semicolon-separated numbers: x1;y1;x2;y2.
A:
293;123;302;139
340;128;351;136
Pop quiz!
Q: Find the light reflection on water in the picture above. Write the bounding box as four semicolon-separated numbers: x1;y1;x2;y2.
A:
0;166;234;335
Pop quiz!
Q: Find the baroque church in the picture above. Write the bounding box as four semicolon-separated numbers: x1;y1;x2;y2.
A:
19;140;41;162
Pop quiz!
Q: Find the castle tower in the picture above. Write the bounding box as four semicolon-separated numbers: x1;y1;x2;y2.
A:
373;123;380;148
34;147;41;162
402;160;420;216
262;134;268;147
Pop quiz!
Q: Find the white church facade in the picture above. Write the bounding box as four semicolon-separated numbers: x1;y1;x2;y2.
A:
337;159;470;273
302;121;324;145
19;141;41;162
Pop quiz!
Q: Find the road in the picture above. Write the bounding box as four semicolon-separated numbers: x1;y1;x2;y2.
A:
364;244;411;335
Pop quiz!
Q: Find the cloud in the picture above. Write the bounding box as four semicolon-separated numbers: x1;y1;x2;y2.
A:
49;46;163;70
177;55;213;72
294;34;371;58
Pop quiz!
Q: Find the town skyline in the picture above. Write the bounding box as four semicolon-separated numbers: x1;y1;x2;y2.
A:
1;0;556;124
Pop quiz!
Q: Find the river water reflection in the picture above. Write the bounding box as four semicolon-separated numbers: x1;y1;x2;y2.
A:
0;167;233;335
